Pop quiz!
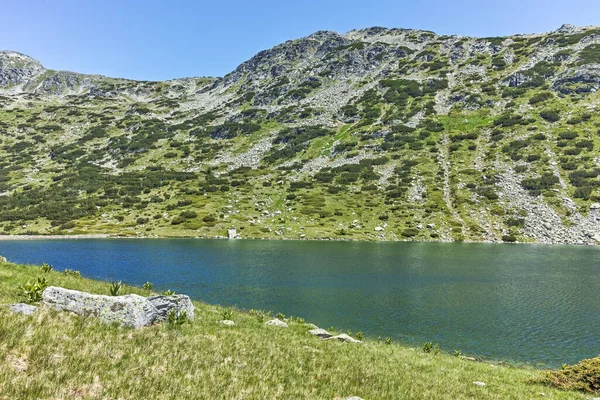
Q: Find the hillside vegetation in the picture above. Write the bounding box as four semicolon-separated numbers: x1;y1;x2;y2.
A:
0;260;587;399
2;25;600;243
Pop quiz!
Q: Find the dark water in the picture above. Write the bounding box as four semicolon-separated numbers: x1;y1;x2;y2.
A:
1;239;599;367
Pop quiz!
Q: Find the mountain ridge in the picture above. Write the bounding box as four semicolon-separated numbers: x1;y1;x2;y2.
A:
1;24;600;244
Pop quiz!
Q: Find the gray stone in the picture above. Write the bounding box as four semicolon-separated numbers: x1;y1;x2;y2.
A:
473;381;486;387
308;328;332;338
265;318;288;328
42;286;158;329
219;319;235;326
147;294;194;321
0;255;6;263
345;397;364;400
9;303;38;315
326;333;362;344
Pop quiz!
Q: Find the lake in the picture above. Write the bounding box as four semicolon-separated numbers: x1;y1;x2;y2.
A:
1;238;599;367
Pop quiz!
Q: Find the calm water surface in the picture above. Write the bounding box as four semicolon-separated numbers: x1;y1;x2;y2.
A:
1;239;599;367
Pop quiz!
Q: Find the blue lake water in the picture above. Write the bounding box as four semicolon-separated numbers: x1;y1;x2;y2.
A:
1;238;599;367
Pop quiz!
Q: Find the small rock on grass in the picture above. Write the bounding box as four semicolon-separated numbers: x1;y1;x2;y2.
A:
308;328;332;338
219;320;235;326
265;318;288;328
345;397;364;400
473;381;486;387
9;303;38;315
326;334;362;344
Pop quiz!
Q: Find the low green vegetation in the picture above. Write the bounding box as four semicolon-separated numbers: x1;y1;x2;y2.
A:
0;261;588;399
1;26;600;245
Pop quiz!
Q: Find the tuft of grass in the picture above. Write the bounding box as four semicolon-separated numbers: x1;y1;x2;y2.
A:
221;308;234;321
40;263;53;273
0;262;587;399
109;281;122;296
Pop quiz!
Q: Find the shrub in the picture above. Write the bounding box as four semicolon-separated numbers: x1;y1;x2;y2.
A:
171;216;186;225
540;110;560;122
202;215;217;223
401;228;419;237
529;92;553;105
19;277;48;303
502;235;517;243
542;355;600;393
574;186;593;200
63;268;81;277
180;210;197;219
142;282;153;290
168;310;188;327
506;217;525;227
558;131;578;140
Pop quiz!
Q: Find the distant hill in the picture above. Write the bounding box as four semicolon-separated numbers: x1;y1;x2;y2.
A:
2;24;600;244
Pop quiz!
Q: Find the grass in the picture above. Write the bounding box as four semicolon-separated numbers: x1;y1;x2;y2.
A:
0;260;587;399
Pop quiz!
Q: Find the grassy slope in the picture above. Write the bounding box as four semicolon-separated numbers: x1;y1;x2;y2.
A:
0;261;584;399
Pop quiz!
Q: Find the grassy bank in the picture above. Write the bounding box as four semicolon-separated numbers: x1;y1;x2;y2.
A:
0;261;586;399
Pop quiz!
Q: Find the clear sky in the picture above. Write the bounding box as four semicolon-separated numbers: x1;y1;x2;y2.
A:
2;0;599;81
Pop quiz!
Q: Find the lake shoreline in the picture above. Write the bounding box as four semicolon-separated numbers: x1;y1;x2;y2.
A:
0;233;596;247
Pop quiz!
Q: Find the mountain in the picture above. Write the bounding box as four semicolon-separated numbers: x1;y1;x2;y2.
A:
1;24;600;244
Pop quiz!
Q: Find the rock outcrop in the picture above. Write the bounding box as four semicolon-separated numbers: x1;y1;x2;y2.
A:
41;287;194;328
42;286;158;328
147;294;195;321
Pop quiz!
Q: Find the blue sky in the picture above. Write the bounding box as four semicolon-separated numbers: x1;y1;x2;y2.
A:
2;0;599;80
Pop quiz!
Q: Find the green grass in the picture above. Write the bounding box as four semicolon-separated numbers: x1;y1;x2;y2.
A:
0;260;586;399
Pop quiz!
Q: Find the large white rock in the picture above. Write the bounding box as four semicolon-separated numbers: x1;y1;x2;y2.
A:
42;286;158;329
308;328;332;338
265;318;288;328
325;334;362;344
147;294;194;321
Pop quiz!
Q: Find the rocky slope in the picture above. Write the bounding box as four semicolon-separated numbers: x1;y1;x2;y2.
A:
1;24;600;244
